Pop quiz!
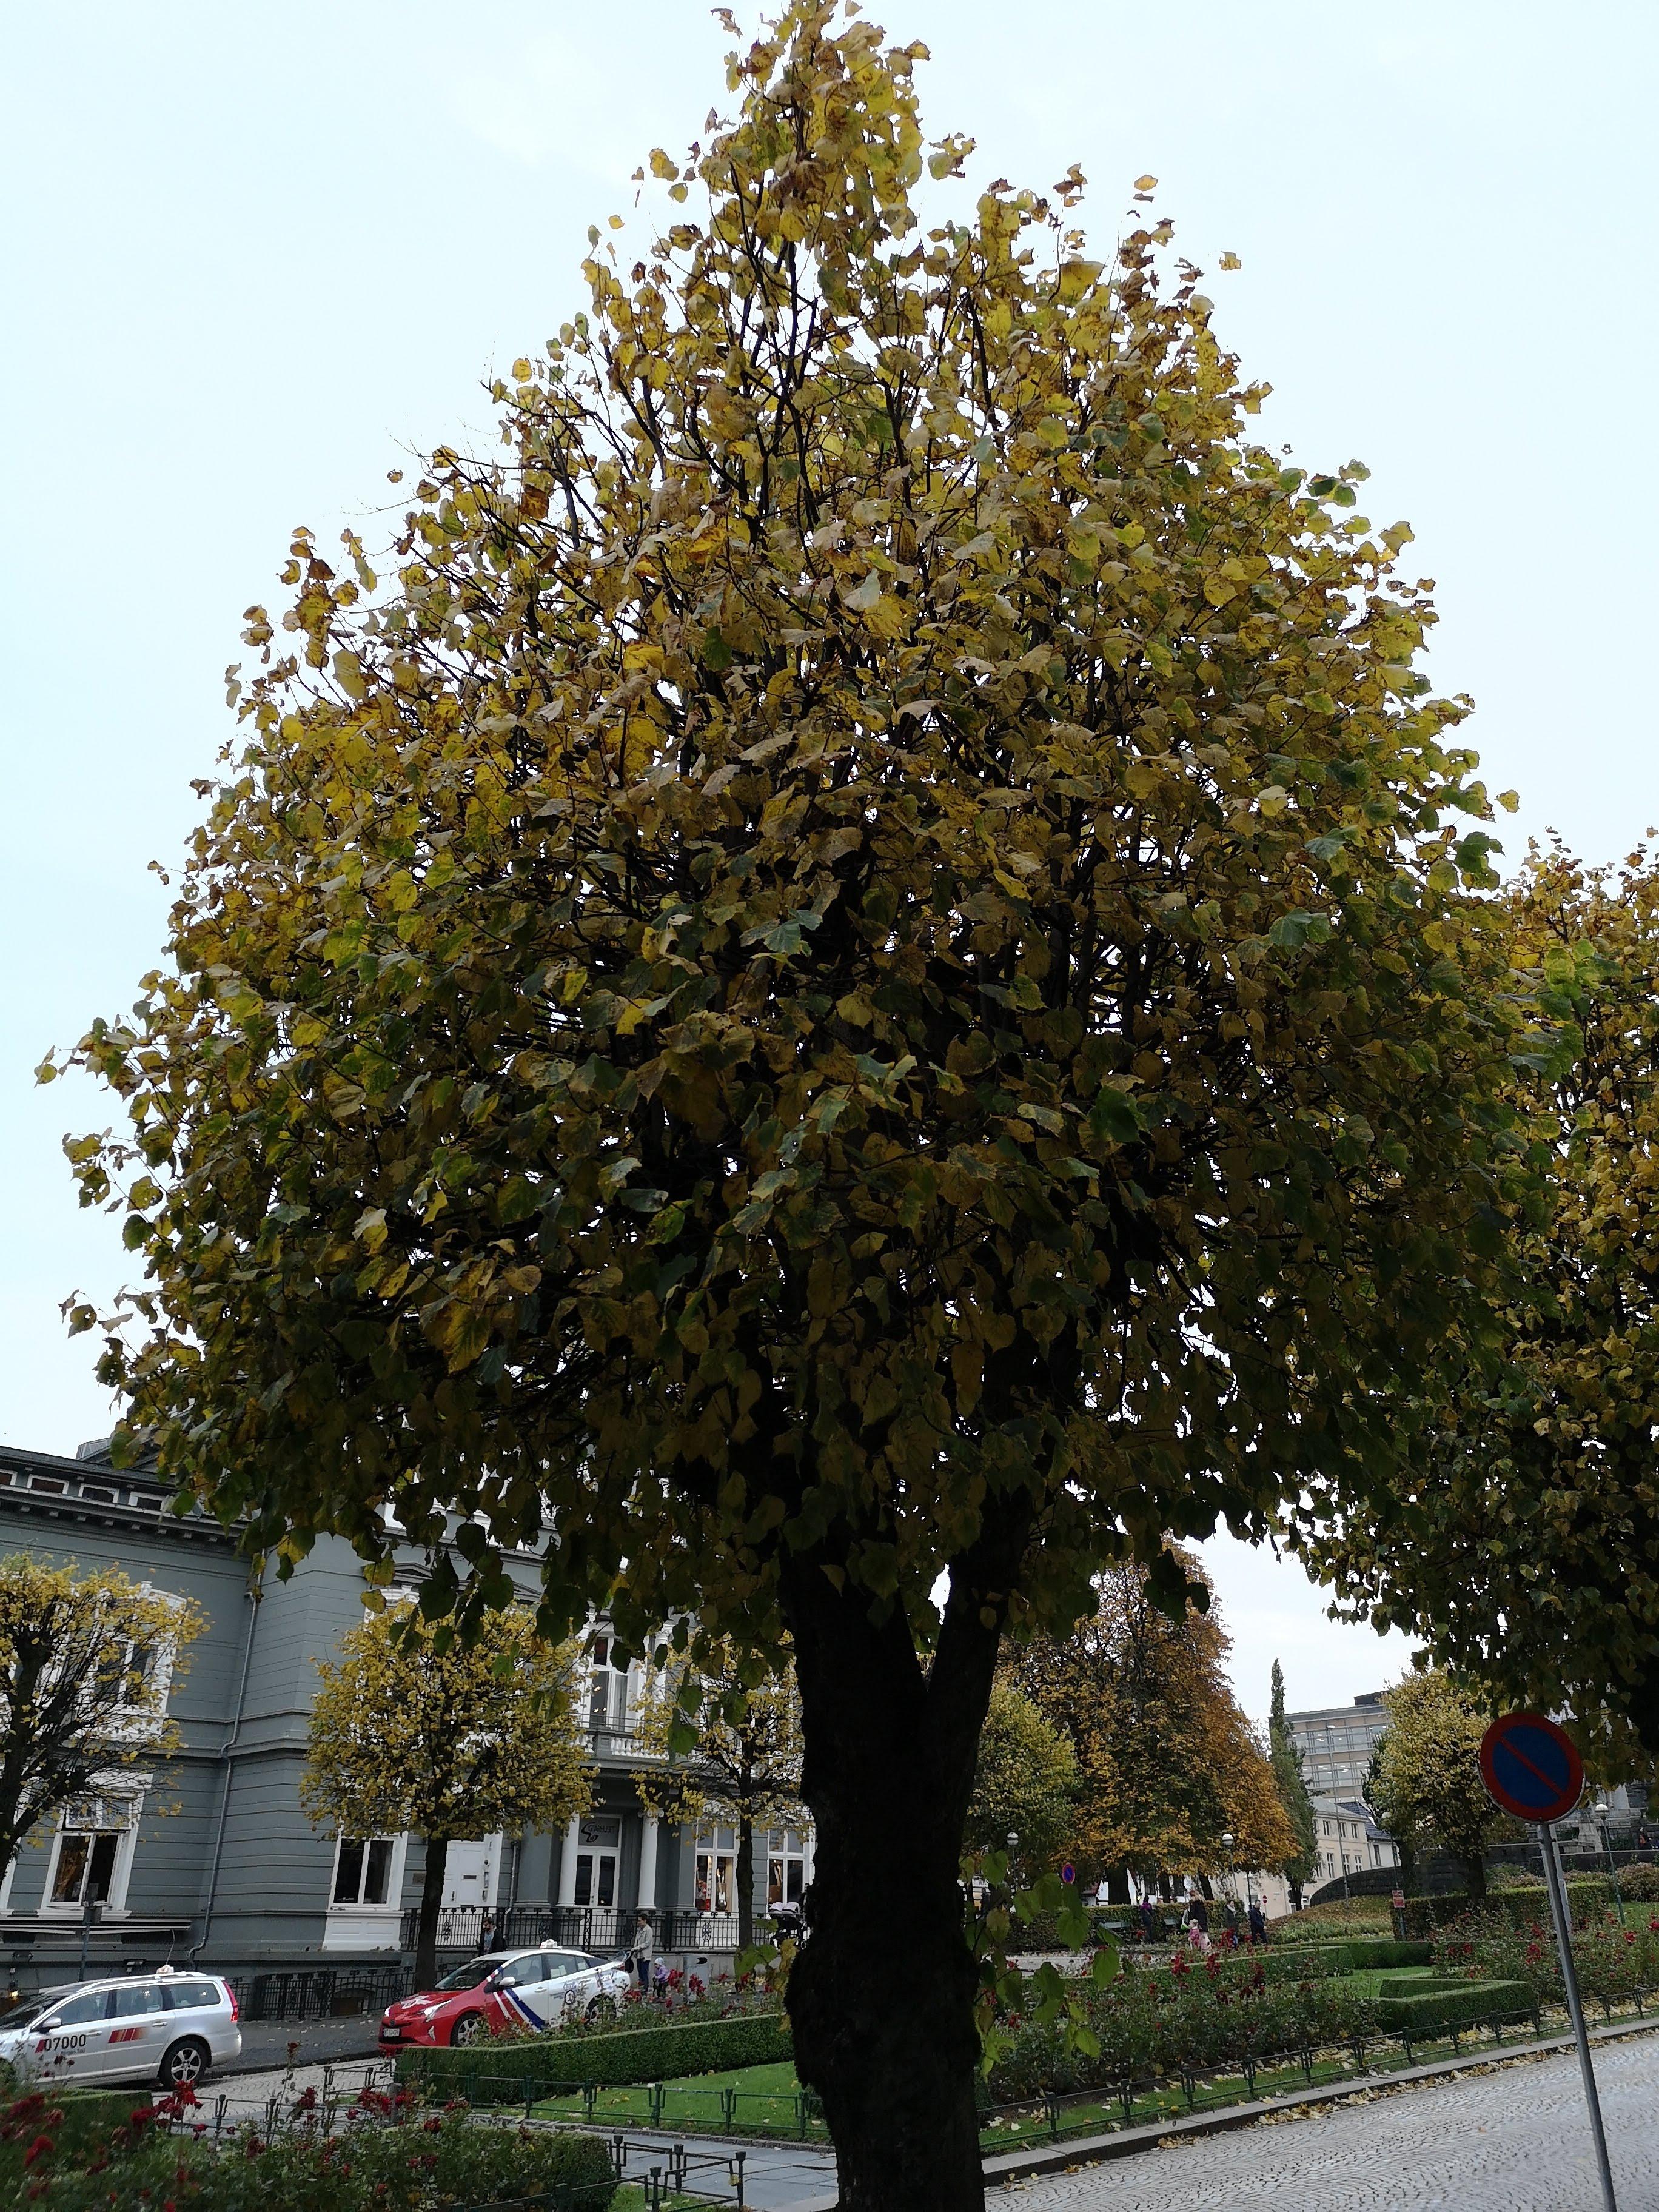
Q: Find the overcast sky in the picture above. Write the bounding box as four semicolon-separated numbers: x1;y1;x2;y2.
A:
4;1;1654;1723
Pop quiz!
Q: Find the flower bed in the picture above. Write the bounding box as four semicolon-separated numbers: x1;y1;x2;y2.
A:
1430;1905;1659;2007
4;2084;616;2210
985;1949;1378;2103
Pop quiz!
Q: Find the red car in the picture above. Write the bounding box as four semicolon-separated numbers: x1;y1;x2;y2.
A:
380;1946;633;2050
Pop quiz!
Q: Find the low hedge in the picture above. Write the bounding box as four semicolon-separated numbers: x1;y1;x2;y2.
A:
1373;1978;1535;2034
1400;1881;1611;1937
398;2010;793;2100
1265;1939;1429;1972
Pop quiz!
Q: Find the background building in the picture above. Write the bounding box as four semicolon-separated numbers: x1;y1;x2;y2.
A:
0;1438;805;2006
1284;1691;1391;1801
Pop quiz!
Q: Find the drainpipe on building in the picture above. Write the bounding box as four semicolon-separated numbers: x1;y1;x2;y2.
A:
190;1581;261;1961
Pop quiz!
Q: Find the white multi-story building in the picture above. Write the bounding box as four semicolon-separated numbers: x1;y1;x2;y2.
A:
1285;1691;1392;1801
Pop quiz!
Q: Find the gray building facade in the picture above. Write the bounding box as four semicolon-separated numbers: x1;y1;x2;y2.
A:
1284;1691;1391;1802
0;1438;806;2001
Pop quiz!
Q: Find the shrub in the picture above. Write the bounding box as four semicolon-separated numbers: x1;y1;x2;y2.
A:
1620;1863;1659;1903
1374;1978;1535;2034
1400;1880;1612;1937
985;1951;1378;2102
398;2009;793;2101
24;2099;617;2210
0;2086;156;2194
1428;1905;1659;2008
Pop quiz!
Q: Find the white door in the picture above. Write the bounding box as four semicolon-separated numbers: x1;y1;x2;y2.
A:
102;1982;169;2082
28;1986;110;2085
442;1837;501;1910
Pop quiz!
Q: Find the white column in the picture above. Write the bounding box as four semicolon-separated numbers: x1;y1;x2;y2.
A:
637;1814;660;1912
557;1813;582;1908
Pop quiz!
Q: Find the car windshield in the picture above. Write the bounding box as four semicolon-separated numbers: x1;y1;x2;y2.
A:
432;1956;506;1993
0;1996;44;2030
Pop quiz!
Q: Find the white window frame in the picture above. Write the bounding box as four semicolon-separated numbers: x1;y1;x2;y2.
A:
323;1830;409;1951
38;1783;148;1919
765;1825;814;1911
327;1831;407;1911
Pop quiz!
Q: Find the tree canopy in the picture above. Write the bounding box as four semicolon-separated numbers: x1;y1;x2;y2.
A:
964;1678;1078;1882
0;1555;201;1889
632;1638;804;1949
1368;1669;1500;1899
53;7;1524;2202
302;1602;591;1983
1008;1552;1294;1888
1268;1657;1318;1905
1304;848;1659;1770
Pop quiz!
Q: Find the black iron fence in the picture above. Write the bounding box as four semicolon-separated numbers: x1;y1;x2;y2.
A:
229;1963;412;2023
401;1905;761;1960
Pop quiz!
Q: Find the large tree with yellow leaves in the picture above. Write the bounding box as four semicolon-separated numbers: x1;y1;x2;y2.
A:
57;8;1524;2202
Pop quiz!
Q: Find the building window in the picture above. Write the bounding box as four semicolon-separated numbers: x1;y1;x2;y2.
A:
331;1835;398;1908
695;1826;737;1915
766;1827;813;1910
41;1793;142;1917
586;1637;629;1735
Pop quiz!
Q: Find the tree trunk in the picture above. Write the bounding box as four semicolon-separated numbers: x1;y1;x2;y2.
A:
1396;1837;1418;1895
415;1834;449;1991
1463;1851;1487;1903
780;1504;1027;2212
1106;1863;1131;1905
737;1805;755;1954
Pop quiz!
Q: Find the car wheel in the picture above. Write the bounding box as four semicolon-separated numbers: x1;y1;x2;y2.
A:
158;2037;210;2090
449;2011;485;2047
584;1997;602;2023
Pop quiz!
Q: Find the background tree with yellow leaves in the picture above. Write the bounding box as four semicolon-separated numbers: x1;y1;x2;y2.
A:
1010;1551;1293;1898
631;1640;803;1952
0;1556;201;1896
1367;1669;1500;1900
61;6;1526;2200
964;1679;1079;1887
302;1604;591;1986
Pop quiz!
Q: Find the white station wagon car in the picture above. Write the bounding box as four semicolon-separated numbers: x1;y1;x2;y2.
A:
0;1969;241;2089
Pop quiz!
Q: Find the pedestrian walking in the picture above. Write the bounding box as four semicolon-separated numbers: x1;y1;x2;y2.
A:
1248;1900;1267;1945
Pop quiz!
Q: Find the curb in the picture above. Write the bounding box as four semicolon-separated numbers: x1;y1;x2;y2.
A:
977;2011;1659;2191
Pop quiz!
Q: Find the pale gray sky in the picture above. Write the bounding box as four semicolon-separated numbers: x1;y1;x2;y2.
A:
5;2;1654;1721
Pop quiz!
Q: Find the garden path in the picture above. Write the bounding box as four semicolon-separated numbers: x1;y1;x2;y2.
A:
993;2030;1659;2210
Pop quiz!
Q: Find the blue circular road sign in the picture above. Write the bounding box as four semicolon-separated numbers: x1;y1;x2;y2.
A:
1479;1712;1584;1825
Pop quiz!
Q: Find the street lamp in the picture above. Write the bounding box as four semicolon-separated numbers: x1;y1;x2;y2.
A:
1592;1799;1626;1921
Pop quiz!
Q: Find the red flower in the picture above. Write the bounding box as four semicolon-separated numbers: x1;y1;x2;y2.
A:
22;2137;54;2169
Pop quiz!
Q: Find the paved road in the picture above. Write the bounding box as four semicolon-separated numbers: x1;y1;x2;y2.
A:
996;2034;1659;2211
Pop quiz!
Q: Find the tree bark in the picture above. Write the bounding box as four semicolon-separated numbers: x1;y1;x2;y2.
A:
1463;1851;1487;1903
1105;1864;1131;1906
738;1803;755;1954
415;1834;449;1991
780;1502;1028;2212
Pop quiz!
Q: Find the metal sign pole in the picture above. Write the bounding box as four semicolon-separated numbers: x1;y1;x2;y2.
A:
1541;1818;1618;2212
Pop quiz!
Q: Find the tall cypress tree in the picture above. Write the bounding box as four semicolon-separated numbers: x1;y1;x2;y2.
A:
1269;1659;1319;1909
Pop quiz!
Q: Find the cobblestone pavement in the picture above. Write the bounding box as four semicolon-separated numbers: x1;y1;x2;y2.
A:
996;2033;1659;2210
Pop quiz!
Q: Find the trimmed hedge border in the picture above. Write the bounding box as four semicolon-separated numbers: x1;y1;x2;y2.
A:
1374;1977;1535;2033
1267;1939;1430;1972
1400;1882;1611;1937
397;2010;793;2100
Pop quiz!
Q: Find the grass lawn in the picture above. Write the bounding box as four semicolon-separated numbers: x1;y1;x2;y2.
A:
535;2059;816;2139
